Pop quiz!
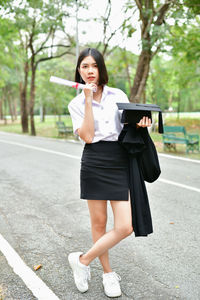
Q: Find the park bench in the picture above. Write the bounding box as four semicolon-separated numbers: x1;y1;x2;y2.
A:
56;121;73;137
162;126;199;153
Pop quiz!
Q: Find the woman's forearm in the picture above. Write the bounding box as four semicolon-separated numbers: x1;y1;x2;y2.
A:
78;98;95;143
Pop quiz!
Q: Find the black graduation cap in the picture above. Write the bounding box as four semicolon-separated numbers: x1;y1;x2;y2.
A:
117;103;163;134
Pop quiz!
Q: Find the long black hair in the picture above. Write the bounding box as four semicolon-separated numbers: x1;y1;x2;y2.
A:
75;48;108;86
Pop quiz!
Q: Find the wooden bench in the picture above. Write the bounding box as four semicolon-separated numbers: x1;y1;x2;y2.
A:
56;121;73;137
162;126;199;153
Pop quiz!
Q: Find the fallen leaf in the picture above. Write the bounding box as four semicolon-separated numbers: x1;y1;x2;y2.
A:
33;264;42;271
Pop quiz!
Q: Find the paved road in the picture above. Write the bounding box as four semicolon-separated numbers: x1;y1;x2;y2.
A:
0;132;199;300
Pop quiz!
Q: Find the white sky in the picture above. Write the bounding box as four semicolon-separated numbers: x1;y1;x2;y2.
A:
67;0;141;55
5;0;141;55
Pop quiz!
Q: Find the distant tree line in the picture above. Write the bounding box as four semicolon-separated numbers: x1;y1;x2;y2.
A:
0;0;199;135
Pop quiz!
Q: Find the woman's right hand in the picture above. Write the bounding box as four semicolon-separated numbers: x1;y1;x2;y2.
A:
84;83;97;100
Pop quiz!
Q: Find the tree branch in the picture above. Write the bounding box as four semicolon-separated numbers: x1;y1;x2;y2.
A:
35;25;54;55
35;49;73;68
28;18;36;56
151;44;161;58
135;0;144;23
36;44;72;52
155;0;175;25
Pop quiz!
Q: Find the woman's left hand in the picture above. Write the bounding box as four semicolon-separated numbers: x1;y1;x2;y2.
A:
137;116;151;128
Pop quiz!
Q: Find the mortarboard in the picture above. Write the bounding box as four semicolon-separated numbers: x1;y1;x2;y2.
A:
117;103;163;134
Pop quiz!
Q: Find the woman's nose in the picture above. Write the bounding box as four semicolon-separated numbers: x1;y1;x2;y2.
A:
88;66;94;73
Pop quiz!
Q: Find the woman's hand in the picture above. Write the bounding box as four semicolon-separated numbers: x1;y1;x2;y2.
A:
84;83;97;100
136;116;151;128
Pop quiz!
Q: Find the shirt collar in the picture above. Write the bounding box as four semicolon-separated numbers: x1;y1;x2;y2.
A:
80;85;114;104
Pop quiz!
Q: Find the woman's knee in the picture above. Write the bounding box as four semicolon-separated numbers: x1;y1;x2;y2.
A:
115;224;133;238
91;215;107;232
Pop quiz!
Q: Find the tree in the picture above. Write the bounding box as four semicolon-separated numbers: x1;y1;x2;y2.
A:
0;18;20;123
122;0;200;103
14;1;74;135
105;47;138;96
35;56;76;119
1;0;81;135
124;0;176;102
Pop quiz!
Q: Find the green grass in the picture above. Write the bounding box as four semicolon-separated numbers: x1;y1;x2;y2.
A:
0;115;73;139
0;116;199;159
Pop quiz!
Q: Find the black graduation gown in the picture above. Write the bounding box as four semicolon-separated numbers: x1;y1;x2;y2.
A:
118;124;161;237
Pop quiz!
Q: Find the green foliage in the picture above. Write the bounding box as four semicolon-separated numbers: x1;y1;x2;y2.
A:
169;20;200;62
147;51;200;112
0;0;200;123
0;17;21;100
105;47;138;96
183;0;200;15
35;56;76;115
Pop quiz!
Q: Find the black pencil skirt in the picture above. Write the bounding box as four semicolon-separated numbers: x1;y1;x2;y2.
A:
80;141;129;200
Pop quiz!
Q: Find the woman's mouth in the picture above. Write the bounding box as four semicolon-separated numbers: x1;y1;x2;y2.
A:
88;77;95;80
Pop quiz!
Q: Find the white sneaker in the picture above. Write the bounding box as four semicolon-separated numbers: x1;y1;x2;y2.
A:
68;251;91;293
102;272;122;297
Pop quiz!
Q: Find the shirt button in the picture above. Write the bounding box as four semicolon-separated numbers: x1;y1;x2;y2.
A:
105;120;109;124
101;106;104;110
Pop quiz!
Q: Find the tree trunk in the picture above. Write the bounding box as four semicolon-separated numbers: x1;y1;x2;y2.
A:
30;59;36;136
177;90;181;120
40;105;46;122
19;60;29;133
0;99;3;120
130;50;151;103
13;98;17;120
129;0;173;103
3;96;7;125
42;106;46;122
7;95;14;122
168;90;173;109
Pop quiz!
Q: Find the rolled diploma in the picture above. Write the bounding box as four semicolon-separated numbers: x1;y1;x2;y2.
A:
50;76;85;90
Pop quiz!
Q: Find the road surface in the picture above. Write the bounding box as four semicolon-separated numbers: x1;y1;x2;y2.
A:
0;132;199;300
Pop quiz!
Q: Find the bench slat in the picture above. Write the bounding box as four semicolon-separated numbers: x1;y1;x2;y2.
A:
162;126;199;153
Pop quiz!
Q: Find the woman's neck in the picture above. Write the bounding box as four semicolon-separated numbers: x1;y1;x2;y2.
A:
93;85;103;103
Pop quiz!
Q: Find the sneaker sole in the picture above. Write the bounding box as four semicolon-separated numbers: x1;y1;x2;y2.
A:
103;284;122;298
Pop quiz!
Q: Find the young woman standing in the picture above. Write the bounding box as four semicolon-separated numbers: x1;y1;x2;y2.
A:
68;48;151;298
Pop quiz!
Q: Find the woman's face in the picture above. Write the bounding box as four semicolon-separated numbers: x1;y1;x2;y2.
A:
79;55;99;85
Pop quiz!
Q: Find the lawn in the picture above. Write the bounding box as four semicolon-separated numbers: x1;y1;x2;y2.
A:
0;115;199;160
0;115;73;138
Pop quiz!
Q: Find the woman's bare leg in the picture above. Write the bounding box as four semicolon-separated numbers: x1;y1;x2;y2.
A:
80;197;133;266
87;200;112;273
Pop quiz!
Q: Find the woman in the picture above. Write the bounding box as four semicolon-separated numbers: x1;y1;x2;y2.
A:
68;48;151;298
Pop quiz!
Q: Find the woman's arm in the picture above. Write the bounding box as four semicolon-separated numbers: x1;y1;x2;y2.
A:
77;83;96;143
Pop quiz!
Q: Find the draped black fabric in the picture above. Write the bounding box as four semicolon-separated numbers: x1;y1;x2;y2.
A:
129;156;153;237
118;124;161;237
139;127;161;183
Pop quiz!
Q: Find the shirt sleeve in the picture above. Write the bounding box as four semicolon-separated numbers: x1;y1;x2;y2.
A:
117;90;129;120
119;90;129;103
68;102;83;135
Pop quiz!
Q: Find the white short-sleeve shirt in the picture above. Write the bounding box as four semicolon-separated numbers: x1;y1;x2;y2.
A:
68;85;129;143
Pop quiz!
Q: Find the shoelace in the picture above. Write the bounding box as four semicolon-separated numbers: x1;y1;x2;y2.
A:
84;266;91;281
114;272;121;281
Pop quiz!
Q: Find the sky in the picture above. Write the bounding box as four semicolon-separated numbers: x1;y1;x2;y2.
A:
66;0;141;55
6;0;141;55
